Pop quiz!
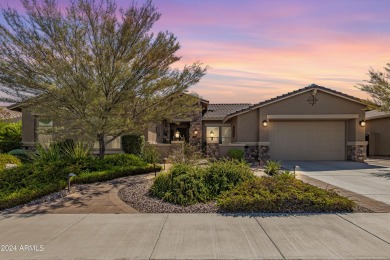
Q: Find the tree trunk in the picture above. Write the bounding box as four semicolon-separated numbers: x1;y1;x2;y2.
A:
98;134;106;159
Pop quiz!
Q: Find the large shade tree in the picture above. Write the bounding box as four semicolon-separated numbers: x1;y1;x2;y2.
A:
359;64;390;112
0;0;206;158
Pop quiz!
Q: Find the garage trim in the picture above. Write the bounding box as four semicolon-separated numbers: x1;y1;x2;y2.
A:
267;114;358;120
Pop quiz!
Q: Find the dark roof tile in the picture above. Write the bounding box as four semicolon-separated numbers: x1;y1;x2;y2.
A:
203;103;251;119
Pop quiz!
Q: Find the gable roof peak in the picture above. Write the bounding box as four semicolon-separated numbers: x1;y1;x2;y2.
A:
222;84;365;122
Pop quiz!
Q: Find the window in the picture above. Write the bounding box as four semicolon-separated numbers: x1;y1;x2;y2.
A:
206;126;232;144
36;119;53;145
221;126;232;144
206;126;219;143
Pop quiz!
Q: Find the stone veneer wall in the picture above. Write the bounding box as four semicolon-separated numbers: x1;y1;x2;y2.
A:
258;145;270;164
189;111;202;149
206;143;219;158
347;145;367;162
244;145;259;162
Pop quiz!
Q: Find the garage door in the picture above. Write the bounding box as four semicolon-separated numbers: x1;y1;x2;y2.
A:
270;121;345;160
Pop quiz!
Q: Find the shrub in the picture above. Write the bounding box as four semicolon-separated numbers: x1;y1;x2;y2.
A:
0;154;22;170
72;164;160;184
62;141;91;160
0;121;21;153
169;142;202;164
264;160;282;175
0;154;160;210
217;173;355;213
150;160;254;206
28;144;62;163
142;145;161;164
227;149;245;161
204;159;254;197
121;134;145;155
8;149;29;162
150;165;209;205
0;181;67;210
102;154;147;167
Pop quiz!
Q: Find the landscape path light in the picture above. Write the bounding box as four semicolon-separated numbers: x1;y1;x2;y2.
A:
68;173;76;192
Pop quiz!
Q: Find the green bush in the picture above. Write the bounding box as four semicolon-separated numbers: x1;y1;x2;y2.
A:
0;154;22;170
142;145;160;164
227;149;245;161
121;134;145;155
264;160;282;175
61;141;91;160
204;159;254;197
217;173;355;213
150;160;254;206
102;154;147;167
28;144;62;163
0;181;67;210
0;121;22;153
72;164;160;184
0;153;159;210
8;149;29;162
150;165;209;205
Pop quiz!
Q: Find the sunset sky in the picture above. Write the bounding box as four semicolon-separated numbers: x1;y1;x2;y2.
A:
1;0;390;103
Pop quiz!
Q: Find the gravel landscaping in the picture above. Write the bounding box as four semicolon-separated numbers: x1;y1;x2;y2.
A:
117;175;374;213
118;178;219;213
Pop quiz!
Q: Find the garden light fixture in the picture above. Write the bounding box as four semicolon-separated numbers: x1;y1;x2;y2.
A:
68;173;76;192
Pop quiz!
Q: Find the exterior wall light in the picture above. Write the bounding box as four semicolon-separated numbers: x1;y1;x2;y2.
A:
175;130;180;139
210;130;214;140
359;120;366;127
194;130;198;136
262;120;268;127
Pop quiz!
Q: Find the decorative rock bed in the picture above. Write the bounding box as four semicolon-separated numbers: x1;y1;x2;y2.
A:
118;179;219;213
117;176;373;214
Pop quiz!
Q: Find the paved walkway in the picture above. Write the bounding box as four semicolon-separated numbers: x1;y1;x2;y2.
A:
8;174;156;214
283;160;390;206
0;213;390;259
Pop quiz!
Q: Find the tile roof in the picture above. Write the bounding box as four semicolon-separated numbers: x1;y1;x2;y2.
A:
203;103;251;120
365;110;390;120
223;84;365;122
0;106;22;120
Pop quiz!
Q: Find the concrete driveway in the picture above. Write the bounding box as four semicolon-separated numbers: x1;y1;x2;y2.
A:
282;161;390;205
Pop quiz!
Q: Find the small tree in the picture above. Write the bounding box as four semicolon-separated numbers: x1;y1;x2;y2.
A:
0;0;206;158
358;64;390;112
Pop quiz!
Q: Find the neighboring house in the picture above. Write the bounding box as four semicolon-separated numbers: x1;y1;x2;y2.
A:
9;84;368;161
365;110;390;156
0;106;21;123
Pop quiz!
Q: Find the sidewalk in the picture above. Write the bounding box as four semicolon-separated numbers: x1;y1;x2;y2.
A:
1;213;390;259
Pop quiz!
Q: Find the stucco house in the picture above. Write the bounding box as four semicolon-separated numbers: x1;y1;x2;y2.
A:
9;84;368;162
365;110;390;156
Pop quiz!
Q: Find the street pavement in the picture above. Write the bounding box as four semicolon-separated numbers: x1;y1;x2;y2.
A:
282;160;390;205
1;213;390;259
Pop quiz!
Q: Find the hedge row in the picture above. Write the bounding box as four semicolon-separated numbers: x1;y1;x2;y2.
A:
0;154;160;211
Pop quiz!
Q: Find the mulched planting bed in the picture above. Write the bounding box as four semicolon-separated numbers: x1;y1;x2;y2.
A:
118;177;373;213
